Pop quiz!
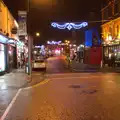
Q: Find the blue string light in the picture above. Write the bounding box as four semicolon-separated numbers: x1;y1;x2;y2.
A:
51;22;88;30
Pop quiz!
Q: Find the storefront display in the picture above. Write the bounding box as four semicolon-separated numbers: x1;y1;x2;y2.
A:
0;44;5;72
0;34;8;74
16;41;27;68
103;45;120;66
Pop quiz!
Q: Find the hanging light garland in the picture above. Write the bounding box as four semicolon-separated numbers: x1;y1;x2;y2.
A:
51;22;88;30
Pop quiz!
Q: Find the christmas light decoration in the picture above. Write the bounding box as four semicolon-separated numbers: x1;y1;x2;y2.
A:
51;22;88;30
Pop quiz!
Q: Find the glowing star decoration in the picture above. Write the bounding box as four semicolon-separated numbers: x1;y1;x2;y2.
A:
51;22;88;30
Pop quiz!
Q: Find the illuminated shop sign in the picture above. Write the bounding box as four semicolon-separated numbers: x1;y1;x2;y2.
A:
51;22;88;30
7;39;16;44
0;34;8;43
0;44;5;72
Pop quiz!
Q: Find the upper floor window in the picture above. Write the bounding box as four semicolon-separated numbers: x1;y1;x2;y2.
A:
108;5;112;17
0;2;2;12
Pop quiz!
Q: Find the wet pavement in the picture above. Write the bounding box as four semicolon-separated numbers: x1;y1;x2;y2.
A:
0;69;45;118
46;56;69;74
1;56;120;120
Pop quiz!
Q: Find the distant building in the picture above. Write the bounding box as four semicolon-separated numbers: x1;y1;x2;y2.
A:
101;0;120;67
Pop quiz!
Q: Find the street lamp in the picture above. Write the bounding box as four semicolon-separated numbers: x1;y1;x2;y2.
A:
36;32;40;37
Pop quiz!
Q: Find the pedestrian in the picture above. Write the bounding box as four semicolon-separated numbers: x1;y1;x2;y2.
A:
111;53;115;67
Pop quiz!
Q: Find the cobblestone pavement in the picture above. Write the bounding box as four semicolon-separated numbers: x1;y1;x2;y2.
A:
1;56;120;120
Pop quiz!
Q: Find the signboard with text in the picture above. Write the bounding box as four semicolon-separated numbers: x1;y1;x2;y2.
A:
18;11;27;36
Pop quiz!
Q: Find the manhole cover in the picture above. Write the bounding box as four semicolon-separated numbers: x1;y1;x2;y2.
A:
69;85;83;88
81;89;98;94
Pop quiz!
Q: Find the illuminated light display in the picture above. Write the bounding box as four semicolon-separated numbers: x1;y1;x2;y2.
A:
51;22;88;30
0;34;8;43
47;41;62;45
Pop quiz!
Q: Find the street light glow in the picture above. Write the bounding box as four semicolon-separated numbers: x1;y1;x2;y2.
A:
36;32;40;37
33;0;57;7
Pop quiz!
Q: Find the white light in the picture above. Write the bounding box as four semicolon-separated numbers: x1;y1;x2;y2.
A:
9;51;12;55
1;84;7;90
55;50;61;55
35;46;41;48
14;20;19;28
80;45;84;47
8;39;15;44
51;22;88;30
47;41;62;45
108;35;112;41
73;44;76;47
0;79;5;83
0;35;8;43
47;41;50;44
34;51;37;54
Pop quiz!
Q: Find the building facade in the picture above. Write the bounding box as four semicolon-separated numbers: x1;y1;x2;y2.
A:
101;0;120;67
0;0;20;74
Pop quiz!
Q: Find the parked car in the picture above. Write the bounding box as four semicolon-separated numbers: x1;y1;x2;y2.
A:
32;59;46;71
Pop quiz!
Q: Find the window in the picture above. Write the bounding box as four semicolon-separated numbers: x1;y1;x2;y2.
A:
114;2;119;14
0;2;2;12
103;8;109;20
108;5;112;17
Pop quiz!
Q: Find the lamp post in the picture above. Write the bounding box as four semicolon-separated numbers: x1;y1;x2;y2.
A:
27;0;32;75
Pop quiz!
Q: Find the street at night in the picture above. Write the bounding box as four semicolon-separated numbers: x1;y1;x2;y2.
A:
1;0;120;119
0;56;120;120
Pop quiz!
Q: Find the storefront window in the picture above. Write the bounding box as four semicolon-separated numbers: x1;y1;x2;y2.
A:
0;44;5;72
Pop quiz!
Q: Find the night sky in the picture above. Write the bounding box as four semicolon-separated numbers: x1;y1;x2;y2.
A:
4;0;106;45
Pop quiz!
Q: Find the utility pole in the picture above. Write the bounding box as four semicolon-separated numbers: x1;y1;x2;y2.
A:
27;0;32;76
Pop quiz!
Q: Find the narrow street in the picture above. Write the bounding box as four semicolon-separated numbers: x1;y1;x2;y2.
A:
1;56;120;120
46;56;69;74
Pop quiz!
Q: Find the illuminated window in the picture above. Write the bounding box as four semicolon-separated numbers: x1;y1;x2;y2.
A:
0;2;2;12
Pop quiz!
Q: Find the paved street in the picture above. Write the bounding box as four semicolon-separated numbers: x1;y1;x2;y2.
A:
1;56;120;120
46;56;69;74
0;70;45;118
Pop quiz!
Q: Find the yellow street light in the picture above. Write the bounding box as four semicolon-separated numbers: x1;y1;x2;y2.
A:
36;32;40;37
67;41;70;44
65;40;68;43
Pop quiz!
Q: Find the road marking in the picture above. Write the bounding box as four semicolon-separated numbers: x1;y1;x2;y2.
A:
51;76;92;80
50;75;101;80
22;79;50;90
72;69;98;72
0;79;50;120
47;73;92;76
0;89;22;120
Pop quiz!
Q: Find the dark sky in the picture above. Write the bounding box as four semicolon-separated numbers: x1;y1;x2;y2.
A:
4;0;105;45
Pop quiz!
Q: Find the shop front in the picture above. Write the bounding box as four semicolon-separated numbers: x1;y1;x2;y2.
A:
103;44;120;67
0;34;8;74
17;41;27;68
7;39;17;72
102;17;120;67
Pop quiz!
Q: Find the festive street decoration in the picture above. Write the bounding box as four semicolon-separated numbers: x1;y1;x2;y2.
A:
47;41;62;45
51;22;88;30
